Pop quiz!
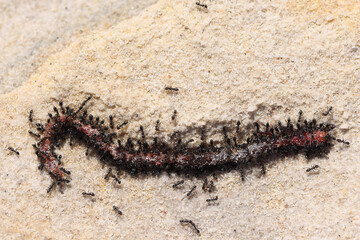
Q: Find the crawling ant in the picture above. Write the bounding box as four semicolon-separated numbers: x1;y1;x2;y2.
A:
58;102;65;114
74;96;92;115
104;168;121;184
171;110;177;120
206;196;218;202
117;120;128;130
203;179;215;192
85;146;90;156
165;86;179;91
173;180;185;188
261;163;266;176
208;180;214;192
104;168;112;180
240;168;246;181
236;120;241;133
212;173;218;180
8;147;19;155
187;185;197;197
82;192;95;197
202;178;208;191
195;1;207;8
180;219;200;235
53;106;60;116
47;182;55;193
113;205;123;215
36;123;45;132
155;120;160;131
323;106;333;116
202;176;216;192
28;130;40;138
60;167;71;175
184;139;194;148
139;125;145;139
111;175;121;184
109;115;114;129
28;110;33;122
335;138;350;145
223;126;231;146
306;165;319;173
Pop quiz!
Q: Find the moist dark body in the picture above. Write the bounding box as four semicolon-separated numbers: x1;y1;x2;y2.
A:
31;98;340;184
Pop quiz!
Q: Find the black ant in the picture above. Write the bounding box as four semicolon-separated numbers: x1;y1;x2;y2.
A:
74;96;92;115
335;138;350;145
306;165;319;173
117;120;128;130
195;1;207;8
165;86;179;91
139;125;145;139
298;110;303;123
187;186;197;197
60;167;71;175
104;168;112;180
171;110;177;120
28;130;40;138
323;106;333;116
109;115;114;129
28;110;33;122
111;175;121;184
180;219;200;235
8;147;19;155
113;205;123;215
202;178;208;191
82;192;95;197
155;120;160;131
236;120;241;133
173;180;185;188
47;182;55;193
223;126;231;146
206;196;218;202
208;180;214;192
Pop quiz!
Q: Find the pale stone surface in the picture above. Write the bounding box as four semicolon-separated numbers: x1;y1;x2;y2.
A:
0;0;158;94
0;0;359;239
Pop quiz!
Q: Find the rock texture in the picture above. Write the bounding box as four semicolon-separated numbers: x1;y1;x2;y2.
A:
0;0;157;94
0;0;359;239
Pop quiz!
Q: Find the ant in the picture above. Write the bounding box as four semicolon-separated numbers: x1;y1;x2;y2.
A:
82;192;95;197
60;167;71;175
202;178;208;191
173;180;185;188
47;182;55;193
323;106;332;116
202;179;215;192
206;196;218;202
111;175;121;184
28;110;33;122
8;147;19;155
155;120;160;131
117;120;128;130
195;1;207;8
113;205;123;215
180;219;200;235
306;165;319;173
171;110;177;120
109;115;114;129
165;86;179;91
187;186;197;197
104;168;112;180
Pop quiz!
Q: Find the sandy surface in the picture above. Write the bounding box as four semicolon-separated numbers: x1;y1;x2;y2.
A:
0;0;157;94
0;0;360;239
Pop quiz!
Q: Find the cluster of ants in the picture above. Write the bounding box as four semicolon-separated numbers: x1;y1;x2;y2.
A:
20;89;349;236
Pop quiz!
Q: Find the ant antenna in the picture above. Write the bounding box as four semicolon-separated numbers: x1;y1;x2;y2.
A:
74;96;93;116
